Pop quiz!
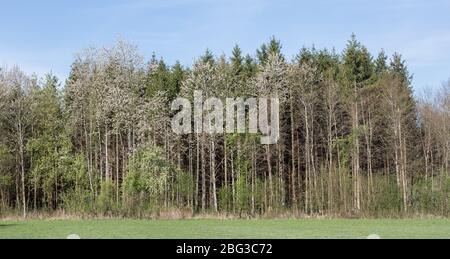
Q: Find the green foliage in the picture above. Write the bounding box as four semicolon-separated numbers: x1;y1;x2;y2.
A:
26;74;77;207
218;185;233;212
257;36;284;65
62;188;96;215
97;180;116;215
201;49;215;65
0;175;11;189
390;53;413;85
375;50;388;74
342;34;374;85
243;55;257;79
173;170;194;207
0;145;12;189
146;56;170;98
412;171;450;214
168;62;185;100
63;154;91;192
235;170;251;212
0;37;448;219
231;45;244;75
370;175;403;213
122;144;185;212
297;47;340;77
127;145;171;196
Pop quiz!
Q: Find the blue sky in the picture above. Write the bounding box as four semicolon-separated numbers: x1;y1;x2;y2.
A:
1;0;449;93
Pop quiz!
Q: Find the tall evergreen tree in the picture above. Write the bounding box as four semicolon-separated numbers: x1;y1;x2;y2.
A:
230;45;244;75
201;49;215;65
146;57;170;97
390;53;413;85
168;61;185;101
375;50;388;74
342;34;374;85
257;36;283;65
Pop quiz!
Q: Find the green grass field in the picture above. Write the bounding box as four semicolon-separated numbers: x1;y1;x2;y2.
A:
0;219;449;239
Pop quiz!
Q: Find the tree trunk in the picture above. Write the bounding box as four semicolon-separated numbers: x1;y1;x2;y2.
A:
224;136;228;211
105;123;109;181
352;85;361;212
266;144;273;212
201;134;206;211
18;120;27;218
251;140;256;216
290;100;297;210
210;136;218;212
116;133;120;203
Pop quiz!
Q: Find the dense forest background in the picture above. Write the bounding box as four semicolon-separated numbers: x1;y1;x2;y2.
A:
0;35;448;218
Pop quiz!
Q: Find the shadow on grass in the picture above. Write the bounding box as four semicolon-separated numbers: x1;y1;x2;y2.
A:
0;224;17;228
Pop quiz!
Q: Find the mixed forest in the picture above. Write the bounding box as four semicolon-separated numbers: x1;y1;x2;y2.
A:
0;35;449;218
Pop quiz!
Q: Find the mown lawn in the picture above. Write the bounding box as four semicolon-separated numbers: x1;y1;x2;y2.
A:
0;219;449;239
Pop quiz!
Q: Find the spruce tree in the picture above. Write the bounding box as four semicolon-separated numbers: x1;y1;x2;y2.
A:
168;61;185;101
257;36;283;65
390;53;413;85
230;44;244;75
375;50;388;74
201;49;215;65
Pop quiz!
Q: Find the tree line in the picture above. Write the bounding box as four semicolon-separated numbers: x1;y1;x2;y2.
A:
0;36;448;218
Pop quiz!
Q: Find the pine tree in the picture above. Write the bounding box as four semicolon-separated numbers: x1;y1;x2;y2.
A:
342;34;374;211
243;55;257;80
390;53;413;85
201;49;215;65
168;61;185;101
375;50;388;74
27;74;69;209
231;45;244;75
146;57;170;97
257;36;283;65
